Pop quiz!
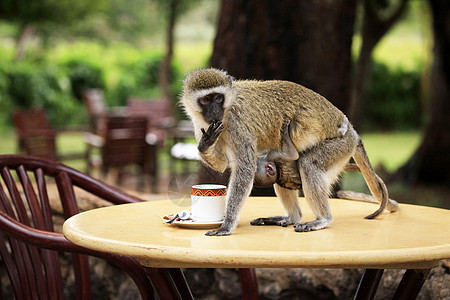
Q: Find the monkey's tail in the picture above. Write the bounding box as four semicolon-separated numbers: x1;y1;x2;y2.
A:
337;190;398;211
352;140;398;219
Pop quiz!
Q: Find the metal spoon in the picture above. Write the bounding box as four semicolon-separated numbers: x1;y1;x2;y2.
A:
164;210;190;224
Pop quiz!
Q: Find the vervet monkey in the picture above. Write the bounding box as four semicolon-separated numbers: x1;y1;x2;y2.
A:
181;68;398;236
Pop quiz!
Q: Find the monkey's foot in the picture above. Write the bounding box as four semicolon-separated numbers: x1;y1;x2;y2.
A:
205;228;232;236
250;216;293;227
294;218;331;232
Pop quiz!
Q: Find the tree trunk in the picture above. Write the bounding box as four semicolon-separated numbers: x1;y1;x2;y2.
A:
349;0;409;126
393;0;450;185
211;0;356;112
159;0;178;100
14;23;36;61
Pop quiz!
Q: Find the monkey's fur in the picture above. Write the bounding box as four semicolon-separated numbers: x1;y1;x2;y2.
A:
180;68;398;236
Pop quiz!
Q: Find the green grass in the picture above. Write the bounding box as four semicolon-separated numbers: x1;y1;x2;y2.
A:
174;41;213;74
340;131;422;194
359;131;422;172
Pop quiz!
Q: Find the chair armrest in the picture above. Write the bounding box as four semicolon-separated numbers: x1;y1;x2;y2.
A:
0;209;81;252
155;116;177;129
0;209;135;259
84;132;105;148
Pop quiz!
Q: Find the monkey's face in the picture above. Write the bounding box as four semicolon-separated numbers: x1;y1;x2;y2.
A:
180;68;236;127
253;160;278;188
198;93;225;124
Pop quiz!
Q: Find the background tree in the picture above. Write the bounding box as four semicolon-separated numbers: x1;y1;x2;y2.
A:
156;0;201;100
211;0;356;112
0;0;106;60
393;0;450;186
156;0;182;101
349;0;409;126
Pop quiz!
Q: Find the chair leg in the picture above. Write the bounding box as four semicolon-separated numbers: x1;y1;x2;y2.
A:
354;269;384;300
144;268;179;300
392;269;431;300
85;145;92;174
151;145;158;193
144;267;193;300
239;268;258;300
168;269;194;300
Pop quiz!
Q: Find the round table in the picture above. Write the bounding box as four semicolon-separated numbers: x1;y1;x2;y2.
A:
63;197;450;299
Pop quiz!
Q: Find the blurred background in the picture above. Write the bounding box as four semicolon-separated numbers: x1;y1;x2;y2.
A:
0;0;448;208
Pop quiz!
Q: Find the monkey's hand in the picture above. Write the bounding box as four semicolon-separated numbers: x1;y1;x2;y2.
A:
205;225;233;236
198;120;224;153
281;120;291;136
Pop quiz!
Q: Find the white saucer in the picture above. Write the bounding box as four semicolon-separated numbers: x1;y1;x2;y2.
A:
162;214;223;229
172;219;224;229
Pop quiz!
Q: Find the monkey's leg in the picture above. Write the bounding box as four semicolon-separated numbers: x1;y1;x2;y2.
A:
250;184;302;227
294;134;356;232
295;164;333;232
206;161;256;236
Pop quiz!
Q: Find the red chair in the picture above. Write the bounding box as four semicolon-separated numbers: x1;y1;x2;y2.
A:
84;115;157;191
0;154;154;299
12;108;58;161
126;98;176;148
12;108;84;162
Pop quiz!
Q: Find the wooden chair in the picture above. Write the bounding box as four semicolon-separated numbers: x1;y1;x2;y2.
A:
12;109;84;162
12;108;58;161
0;155;259;299
0;154;155;299
82;89;107;136
82;89;127;136
85;116;157;191
126;99;199;177
126;98;176;148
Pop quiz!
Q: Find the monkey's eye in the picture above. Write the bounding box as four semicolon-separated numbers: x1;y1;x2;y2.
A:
214;94;224;104
198;96;210;106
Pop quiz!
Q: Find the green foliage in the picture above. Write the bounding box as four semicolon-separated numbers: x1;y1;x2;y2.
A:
107;53;184;106
362;62;422;131
0;0;106;26
64;60;106;100
0;61;87;127
0;42;189;130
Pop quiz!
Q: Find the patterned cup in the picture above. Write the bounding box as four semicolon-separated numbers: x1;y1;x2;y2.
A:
191;184;227;221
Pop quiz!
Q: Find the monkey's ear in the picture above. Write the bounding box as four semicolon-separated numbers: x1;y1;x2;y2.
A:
265;162;277;177
226;74;235;85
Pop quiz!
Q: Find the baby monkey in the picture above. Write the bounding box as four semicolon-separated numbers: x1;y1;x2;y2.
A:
253;120;359;190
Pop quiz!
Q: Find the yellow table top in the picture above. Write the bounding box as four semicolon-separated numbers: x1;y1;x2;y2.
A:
63;197;450;269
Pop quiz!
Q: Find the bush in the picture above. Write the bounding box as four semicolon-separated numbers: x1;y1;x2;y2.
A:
0;62;87;128
64;60;106;100
107;54;183;106
362;62;422;131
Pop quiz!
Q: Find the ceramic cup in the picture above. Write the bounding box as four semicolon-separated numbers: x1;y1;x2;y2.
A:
191;184;227;222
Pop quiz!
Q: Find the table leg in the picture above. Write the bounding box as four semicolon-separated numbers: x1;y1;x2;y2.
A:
392;269;431;300
354;269;384;300
239;268;259;300
144;267;193;300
